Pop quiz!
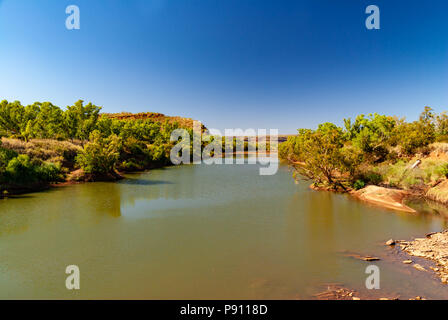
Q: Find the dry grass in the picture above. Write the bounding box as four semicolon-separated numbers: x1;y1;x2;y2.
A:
430;142;448;154
1;138;82;165
371;157;448;190
426;180;448;204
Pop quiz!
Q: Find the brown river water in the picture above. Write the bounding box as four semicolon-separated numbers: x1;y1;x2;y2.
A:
1;161;448;299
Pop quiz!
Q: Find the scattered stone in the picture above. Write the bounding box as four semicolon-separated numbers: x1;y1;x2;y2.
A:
413;264;426;272
401;230;448;283
386;239;396;246
430;267;439;272
402;260;413;264
314;284;358;300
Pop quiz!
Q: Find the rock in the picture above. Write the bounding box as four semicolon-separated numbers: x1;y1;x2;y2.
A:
353;185;416;213
352;297;360;300
402;231;448;283
413;264;426;271
403;260;413;264
386;239;396;246
430;267;439;272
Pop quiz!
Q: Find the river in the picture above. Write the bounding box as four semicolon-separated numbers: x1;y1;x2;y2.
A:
1;161;448;299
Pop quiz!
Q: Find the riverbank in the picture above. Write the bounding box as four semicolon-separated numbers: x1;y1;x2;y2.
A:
307;181;419;213
351;185;416;213
291;144;448;214
398;230;448;284
0;163;168;198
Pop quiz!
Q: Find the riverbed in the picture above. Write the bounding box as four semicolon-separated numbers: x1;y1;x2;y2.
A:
0;162;448;299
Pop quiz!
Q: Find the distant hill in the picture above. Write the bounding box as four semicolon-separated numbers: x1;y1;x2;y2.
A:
102;112;201;130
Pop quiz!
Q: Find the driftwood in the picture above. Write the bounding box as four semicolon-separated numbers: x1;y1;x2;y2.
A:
339;251;381;261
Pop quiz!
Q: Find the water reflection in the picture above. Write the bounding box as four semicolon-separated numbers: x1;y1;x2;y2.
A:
0;163;448;299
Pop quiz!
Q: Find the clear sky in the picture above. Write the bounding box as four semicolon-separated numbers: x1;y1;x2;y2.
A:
0;0;447;134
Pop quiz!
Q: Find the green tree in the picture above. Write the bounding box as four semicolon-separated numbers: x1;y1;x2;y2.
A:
76;130;121;174
394;107;436;155
343;113;396;161
435;111;448;141
64;100;101;142
33;102;65;139
292;123;350;188
0;100;27;138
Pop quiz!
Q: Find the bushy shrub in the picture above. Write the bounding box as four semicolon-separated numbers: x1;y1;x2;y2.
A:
76;131;121;174
434;163;448;178
396;121;435;155
353;179;365;190
0;145;18;171
148;144;170;165
2;154;62;184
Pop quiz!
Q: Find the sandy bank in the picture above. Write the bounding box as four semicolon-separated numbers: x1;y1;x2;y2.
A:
352;185;416;213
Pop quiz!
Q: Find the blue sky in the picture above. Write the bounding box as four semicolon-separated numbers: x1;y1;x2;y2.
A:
0;0;447;133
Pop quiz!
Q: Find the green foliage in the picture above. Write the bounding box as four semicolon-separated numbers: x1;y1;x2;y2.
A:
434;163;448;178
395;121;435;155
280;106;445;190
1;154;61;185
363;171;383;185
0;99;101;142
290;123;351;187
76;131;121;174
33;102;65;139
353;180;365;190
0;99;196;187
344;113;396;162
435;112;448;141
64;100;101;141
0;144;18;172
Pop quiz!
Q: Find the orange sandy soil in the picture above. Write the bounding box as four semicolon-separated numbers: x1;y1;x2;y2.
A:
352;185;416;213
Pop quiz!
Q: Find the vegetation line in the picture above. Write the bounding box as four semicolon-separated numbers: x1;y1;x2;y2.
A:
279;107;448;207
0;99;194;196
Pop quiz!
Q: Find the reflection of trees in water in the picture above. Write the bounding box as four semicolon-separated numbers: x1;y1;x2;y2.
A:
118;166;202;206
0;166;204;236
76;182;122;218
0;182;123;236
406;198;448;228
299;190;336;255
